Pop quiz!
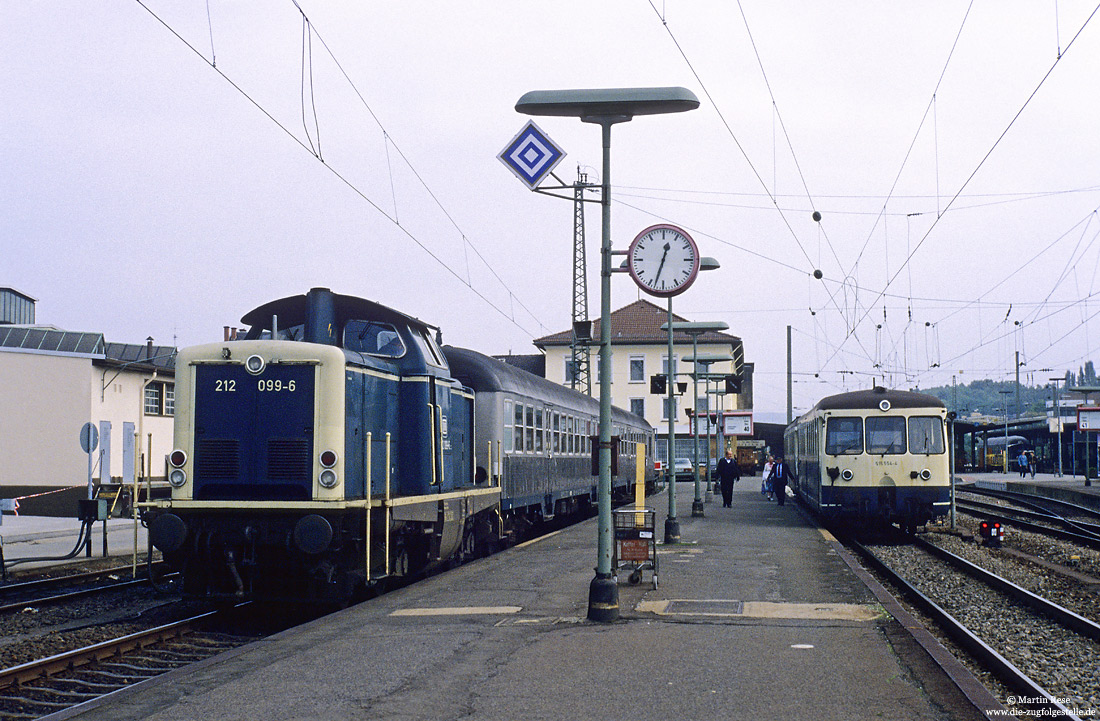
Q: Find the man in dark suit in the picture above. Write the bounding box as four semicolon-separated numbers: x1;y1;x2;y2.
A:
769;455;795;506
715;448;740;507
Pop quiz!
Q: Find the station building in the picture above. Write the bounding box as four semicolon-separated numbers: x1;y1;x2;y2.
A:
531;299;753;467
0;288;176;516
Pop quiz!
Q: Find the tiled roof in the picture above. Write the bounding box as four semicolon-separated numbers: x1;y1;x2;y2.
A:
533;299;741;347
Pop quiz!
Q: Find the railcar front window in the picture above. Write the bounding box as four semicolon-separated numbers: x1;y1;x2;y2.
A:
866;416;906;454
908;416;945;454
825;417;863;455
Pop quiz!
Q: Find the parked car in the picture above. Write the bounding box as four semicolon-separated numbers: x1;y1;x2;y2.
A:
674;458;694;482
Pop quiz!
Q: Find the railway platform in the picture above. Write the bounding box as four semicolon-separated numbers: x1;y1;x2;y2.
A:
53;481;998;721
0;515;147;574
957;471;1100;510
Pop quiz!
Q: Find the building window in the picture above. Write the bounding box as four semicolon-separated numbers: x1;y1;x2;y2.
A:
144;381;174;416
662;397;676;421
662;355;677;378
630;398;645;418
630;356;645;383
565;360;577;384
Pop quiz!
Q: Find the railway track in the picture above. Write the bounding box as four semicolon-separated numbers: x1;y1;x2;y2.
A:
850;533;1100;720
0;609;254;720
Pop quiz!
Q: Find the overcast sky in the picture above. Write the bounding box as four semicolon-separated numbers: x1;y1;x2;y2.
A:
5;2;1100;416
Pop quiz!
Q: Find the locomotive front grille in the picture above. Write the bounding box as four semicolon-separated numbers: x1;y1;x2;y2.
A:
267;438;311;482
196;439;241;480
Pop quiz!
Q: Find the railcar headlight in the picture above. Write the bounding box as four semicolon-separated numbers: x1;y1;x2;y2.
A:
168;469;187;487
169;449;187;467
245;354;266;375
319;469;339;488
841;469;854;481
319;450;338;468
920;468;932;481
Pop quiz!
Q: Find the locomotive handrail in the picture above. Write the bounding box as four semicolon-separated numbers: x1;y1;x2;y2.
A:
428;402;437;486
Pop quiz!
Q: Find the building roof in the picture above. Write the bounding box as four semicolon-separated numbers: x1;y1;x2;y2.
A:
100;342;177;373
534;299;742;348
0;325;105;356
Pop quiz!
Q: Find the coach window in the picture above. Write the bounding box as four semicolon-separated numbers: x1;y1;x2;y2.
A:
908;416;945;454
504;400;514;453
825;417;863;455
552;412;561;453
866;416;907;455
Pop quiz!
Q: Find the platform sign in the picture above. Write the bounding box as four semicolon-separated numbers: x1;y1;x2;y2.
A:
722;411;753;437
498;120;566;190
1077;406;1100;431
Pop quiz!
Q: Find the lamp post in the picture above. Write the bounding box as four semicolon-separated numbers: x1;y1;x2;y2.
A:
664;321;729;518
516;87;699;623
999;389;1012;474
686;354;733;502
1050;377;1064;477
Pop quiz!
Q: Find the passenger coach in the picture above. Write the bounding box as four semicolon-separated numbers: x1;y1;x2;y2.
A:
785;387;950;531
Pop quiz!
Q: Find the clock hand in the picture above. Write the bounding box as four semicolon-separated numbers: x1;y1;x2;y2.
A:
654;242;671;282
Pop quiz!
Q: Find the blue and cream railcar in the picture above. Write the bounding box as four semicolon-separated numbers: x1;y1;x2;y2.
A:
444;346;655;534
148;288;500;602
785;387;950;531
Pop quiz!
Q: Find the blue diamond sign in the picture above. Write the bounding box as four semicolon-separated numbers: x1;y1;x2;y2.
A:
498;120;566;190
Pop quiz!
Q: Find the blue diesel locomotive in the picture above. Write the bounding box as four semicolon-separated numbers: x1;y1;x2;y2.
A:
148;288;653;602
784;387;950;532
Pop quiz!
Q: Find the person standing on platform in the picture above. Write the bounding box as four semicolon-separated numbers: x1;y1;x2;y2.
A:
715;448;741;507
1017;450;1028;478
769;455;795;506
761;455;775;500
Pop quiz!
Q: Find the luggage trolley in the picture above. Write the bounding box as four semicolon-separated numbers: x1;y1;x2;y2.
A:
612;506;658;588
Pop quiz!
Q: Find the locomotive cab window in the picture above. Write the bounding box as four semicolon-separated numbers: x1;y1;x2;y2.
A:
825;417;863;455
908;416;945;454
345;320;406;358
866;416;906;455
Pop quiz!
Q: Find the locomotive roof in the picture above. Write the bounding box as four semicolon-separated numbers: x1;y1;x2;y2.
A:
812;387;945;413
240;290;437;334
443;345;649;428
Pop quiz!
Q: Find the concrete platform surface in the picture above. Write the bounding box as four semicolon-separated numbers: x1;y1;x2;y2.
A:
54;481;991;721
1;515;147;572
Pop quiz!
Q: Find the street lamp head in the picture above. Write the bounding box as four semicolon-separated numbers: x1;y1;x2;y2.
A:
662;320;730;336
516;87;700;123
700;256;720;271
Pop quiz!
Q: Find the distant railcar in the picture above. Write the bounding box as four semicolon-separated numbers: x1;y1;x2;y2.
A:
147;288;653;603
784;387;950;531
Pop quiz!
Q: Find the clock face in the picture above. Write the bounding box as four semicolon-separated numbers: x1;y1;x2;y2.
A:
627;224;700;297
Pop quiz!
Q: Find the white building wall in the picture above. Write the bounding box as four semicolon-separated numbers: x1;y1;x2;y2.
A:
92;368;174;482
0;350;91;489
543;343;741;434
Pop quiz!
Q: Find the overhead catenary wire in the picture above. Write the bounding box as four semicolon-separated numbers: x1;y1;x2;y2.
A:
136;0;548;338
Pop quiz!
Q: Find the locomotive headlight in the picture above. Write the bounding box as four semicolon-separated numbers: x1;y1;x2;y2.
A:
169;449;187;467
168;468;187;487
319;450;338;468
920;468;932;481
245;354;266;375
319;469;339;488
841;469;854;481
